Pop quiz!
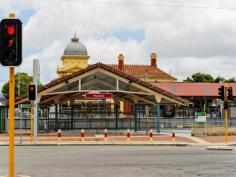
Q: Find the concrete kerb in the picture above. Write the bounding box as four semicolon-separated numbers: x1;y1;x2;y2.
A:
0;175;30;177
0;141;189;147
206;146;233;151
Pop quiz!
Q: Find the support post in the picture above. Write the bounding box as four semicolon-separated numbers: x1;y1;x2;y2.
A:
134;104;138;132
155;103;161;133
30;106;34;143
115;104;119;130
33;103;39;143
33;59;40;143
71;105;74;130
55;104;58;131
9;67;15;177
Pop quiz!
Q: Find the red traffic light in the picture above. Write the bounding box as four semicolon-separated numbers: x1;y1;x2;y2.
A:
7;25;15;35
29;85;35;91
28;84;36;101
0;18;22;66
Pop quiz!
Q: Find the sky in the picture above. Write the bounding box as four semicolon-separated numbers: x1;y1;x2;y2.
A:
1;0;236;88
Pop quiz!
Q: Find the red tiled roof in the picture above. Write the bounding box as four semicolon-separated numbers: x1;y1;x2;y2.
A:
153;83;236;97
107;64;176;81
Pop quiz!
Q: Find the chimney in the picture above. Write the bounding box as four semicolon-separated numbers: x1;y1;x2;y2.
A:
118;54;124;70
150;53;157;67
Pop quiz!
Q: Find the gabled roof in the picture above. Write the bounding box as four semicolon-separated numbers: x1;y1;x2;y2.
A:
107;64;177;81
153;82;236;97
16;63;189;105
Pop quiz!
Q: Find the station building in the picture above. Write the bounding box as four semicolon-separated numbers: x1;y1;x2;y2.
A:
0;35;235;133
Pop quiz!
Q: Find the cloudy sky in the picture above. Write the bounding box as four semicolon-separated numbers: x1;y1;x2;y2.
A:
1;0;236;87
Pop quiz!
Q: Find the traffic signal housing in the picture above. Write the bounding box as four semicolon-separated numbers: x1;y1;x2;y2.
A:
0;18;22;66
224;101;229;110
28;84;36;101
218;86;224;101
227;87;233;100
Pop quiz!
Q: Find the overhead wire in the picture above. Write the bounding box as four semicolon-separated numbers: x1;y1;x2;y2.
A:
63;0;236;11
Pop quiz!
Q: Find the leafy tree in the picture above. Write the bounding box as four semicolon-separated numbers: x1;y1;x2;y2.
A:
1;72;34;98
214;76;226;83
183;72;214;82
227;77;236;83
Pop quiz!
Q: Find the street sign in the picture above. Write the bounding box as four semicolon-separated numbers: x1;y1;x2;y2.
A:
195;112;206;123
85;93;113;99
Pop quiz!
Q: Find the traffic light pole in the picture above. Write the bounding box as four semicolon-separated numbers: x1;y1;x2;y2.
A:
8;12;16;177
224;108;228;143
9;67;15;177
224;83;228;144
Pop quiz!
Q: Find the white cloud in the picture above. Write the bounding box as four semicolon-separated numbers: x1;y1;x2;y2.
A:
2;0;236;85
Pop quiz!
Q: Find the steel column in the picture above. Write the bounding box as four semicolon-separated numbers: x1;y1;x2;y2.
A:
71;105;74;130
115;104;119;130
55;104;58;131
134;104;138;132
156;103;161;133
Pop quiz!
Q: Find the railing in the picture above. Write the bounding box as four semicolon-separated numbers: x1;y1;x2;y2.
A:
2;116;234;134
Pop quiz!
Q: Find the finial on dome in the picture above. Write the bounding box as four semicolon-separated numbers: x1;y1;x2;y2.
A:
71;31;79;42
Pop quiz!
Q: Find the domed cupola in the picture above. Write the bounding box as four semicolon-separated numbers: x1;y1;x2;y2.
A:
63;36;88;56
57;34;90;77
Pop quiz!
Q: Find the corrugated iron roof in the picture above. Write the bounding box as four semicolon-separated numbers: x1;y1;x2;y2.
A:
33;63;189;104
153;82;236;97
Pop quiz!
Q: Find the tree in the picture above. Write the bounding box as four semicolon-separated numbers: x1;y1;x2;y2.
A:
1;72;34;98
214;76;226;83
183;72;214;82
227;77;236;83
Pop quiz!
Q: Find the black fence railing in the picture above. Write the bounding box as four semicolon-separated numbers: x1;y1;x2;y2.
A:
2;117;233;134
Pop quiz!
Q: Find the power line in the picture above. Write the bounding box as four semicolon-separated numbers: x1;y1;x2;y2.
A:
63;0;236;11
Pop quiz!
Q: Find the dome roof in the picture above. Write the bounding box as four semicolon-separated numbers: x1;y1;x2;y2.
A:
63;36;88;56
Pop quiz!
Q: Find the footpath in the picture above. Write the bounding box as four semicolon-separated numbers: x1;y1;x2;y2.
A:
0;132;235;146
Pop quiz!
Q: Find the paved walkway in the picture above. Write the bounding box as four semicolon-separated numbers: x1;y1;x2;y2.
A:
0;133;235;146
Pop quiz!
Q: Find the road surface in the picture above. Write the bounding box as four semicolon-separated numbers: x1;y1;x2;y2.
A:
0;146;235;177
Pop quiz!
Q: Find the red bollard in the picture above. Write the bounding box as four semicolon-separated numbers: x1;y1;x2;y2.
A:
127;129;131;141
80;129;85;141
149;128;153;141
104;129;108;141
57;129;62;143
172;130;176;141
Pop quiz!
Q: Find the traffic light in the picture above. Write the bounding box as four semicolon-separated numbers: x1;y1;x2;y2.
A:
218;86;224;101
28;84;36;101
224;101;229;110
227;87;233;100
0;18;22;66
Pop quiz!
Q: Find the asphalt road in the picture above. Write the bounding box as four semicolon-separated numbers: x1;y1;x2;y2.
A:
0;146;235;177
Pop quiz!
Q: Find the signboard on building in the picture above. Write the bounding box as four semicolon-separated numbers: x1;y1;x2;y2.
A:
195;112;207;122
85;93;113;100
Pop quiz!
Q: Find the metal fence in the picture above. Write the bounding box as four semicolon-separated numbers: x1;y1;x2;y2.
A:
7;116;235;133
